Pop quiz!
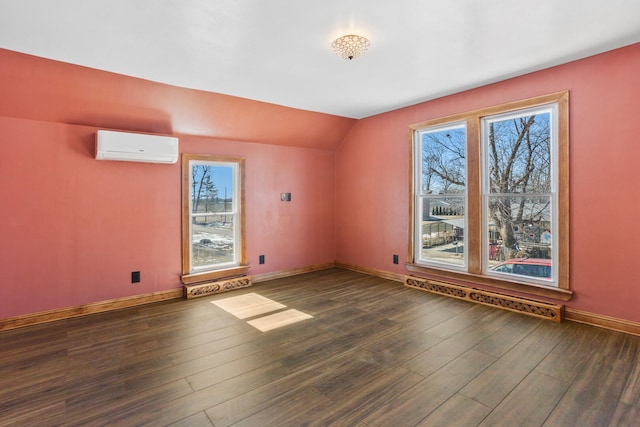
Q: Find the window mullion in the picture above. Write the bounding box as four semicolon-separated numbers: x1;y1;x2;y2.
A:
466;117;482;274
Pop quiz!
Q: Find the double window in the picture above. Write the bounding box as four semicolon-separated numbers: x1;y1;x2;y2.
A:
181;154;247;284
410;92;570;300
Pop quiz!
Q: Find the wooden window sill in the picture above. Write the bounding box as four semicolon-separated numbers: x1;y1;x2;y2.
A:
406;263;573;302
181;266;249;285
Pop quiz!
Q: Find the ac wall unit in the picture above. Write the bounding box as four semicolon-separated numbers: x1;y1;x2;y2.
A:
95;130;179;164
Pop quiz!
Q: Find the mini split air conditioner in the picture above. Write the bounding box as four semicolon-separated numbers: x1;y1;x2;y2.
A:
95;130;179;164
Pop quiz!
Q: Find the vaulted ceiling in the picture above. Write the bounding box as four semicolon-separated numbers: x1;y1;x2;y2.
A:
1;0;640;119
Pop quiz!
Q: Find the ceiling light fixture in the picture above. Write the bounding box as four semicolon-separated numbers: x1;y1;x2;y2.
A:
331;34;370;60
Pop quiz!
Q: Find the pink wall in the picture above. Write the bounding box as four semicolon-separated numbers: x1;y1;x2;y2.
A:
2;43;640;326
336;42;640;323
183;135;336;275
0;49;355;150
0;116;337;319
0;50;342;319
0;117;181;316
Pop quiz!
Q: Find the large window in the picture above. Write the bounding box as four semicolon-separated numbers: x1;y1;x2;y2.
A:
182;154;247;284
409;92;570;300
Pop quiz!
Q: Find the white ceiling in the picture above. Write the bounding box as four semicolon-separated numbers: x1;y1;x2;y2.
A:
1;0;640;119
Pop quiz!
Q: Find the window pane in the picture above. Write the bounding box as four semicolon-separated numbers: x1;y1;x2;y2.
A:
191;214;235;268
484;107;555;285
188;161;239;271
487;111;551;194
420;125;466;195
191;164;234;214
487;195;552;281
419;196;465;266
416;123;466;268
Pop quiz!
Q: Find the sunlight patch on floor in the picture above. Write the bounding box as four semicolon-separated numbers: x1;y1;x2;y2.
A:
211;292;285;319
247;309;314;332
211;292;313;331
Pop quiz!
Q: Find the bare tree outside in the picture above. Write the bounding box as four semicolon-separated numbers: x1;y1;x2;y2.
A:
192;165;218;214
486;111;552;266
422;128;466;194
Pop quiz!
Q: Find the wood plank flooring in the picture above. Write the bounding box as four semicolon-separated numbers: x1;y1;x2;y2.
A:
1;268;639;426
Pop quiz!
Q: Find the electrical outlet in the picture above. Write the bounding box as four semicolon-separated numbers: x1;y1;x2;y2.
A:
259;255;265;264
131;271;140;283
393;254;399;264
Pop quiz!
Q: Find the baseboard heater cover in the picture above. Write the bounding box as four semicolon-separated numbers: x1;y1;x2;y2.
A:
184;276;252;299
404;276;563;322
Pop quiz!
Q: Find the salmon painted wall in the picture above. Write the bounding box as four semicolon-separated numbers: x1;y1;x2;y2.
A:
3;43;640;325
0;49;355;150
336;42;640;324
0;117;336;319
0;49;342;320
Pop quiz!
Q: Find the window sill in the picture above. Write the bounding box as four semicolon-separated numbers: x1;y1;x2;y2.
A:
406;263;573;302
181;266;249;285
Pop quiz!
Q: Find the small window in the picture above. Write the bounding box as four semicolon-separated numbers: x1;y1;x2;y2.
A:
181;154;247;284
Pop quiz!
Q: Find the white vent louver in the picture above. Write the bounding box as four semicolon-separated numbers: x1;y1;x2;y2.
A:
95;130;179;164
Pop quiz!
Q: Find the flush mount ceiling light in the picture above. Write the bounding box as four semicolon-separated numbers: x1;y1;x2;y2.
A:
331;34;371;60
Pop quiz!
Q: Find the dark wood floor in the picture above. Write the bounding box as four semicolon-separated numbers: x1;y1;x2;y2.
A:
1;268;639;426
